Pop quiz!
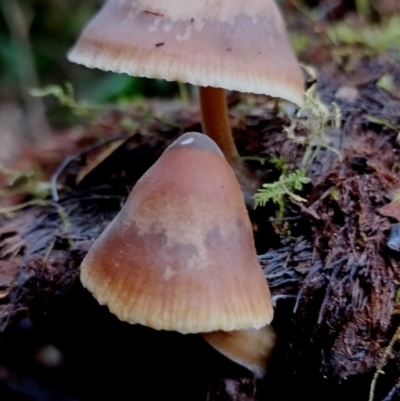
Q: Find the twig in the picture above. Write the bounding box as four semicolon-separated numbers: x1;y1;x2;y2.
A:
50;155;76;202
369;325;400;401
0;199;48;216
50;133;131;202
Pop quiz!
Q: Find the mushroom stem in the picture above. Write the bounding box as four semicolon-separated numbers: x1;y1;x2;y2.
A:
199;86;239;165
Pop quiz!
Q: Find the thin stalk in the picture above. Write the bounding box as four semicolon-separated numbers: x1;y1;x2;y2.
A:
199;86;239;165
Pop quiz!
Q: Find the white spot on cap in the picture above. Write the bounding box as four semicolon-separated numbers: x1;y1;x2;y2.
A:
164;266;177;281
176;25;194;41
181;137;194;145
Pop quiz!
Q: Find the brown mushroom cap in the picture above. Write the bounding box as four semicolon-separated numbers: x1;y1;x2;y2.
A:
202;325;276;378
68;0;304;105
80;132;273;334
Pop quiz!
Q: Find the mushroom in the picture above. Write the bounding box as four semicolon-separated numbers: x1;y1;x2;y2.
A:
68;0;304;197
80;132;274;373
80;132;273;332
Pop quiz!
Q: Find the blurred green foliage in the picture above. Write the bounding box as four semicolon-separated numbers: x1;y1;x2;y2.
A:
327;15;400;53
0;0;178;126
1;0;399;128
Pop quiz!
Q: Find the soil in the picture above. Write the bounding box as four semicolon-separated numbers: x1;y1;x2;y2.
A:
1;4;400;401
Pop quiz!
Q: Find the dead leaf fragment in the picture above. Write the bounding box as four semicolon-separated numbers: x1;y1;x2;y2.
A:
0;260;19;298
377;202;400;221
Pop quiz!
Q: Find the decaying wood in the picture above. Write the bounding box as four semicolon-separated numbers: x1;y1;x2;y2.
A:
1;53;400;400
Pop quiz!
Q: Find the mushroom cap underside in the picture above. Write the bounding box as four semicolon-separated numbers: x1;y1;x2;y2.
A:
202;325;277;378
68;0;304;105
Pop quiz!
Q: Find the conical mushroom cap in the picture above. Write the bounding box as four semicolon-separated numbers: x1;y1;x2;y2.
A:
80;133;273;334
68;0;304;105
